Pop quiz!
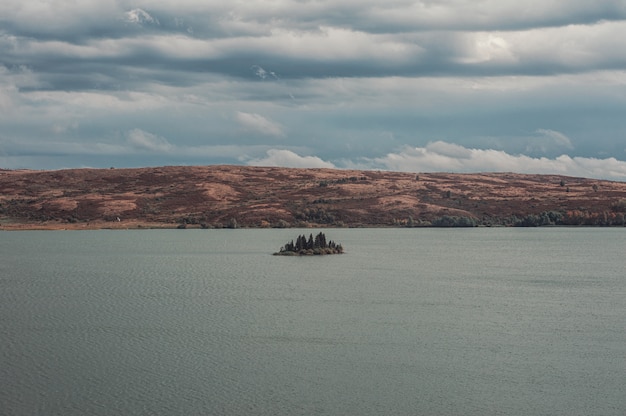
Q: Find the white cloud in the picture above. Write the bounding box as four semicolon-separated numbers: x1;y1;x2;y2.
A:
0;65;38;113
425;141;473;159
346;141;626;181
247;149;335;169
491;129;578;157
461;33;516;64
126;129;173;152
123;8;159;26
535;129;572;147
251;65;279;80
235;111;285;138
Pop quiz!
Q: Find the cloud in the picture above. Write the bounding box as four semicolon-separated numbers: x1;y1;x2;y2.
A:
247;149;335;169
126;129;173;152
1;1;626;176
363;1;626;32
2;129;255;162
123;9;160;26
423;141;474;159
6;5;626;83
51;121;79;135
251;65;279;80
528;129;574;154
235;112;285;138
346;142;626;181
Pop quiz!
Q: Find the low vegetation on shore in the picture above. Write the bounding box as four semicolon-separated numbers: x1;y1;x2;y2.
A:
274;232;343;256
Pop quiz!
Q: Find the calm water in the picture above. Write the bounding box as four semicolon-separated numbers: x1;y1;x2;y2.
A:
0;228;624;416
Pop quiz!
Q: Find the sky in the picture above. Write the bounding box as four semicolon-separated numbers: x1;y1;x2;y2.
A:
2;1;626;180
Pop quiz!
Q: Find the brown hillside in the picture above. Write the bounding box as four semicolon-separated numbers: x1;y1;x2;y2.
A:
1;165;626;230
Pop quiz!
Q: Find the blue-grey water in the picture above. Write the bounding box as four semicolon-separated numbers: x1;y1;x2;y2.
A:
0;228;624;416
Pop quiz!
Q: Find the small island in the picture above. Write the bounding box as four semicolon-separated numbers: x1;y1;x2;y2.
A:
274;232;344;256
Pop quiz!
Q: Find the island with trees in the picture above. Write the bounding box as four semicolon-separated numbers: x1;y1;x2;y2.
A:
274;232;344;255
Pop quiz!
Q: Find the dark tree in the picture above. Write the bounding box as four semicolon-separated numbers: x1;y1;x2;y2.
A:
275;232;344;255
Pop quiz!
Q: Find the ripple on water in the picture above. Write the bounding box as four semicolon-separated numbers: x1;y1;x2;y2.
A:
1;229;625;416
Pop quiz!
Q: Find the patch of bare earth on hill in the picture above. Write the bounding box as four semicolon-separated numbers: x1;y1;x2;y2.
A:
199;183;240;202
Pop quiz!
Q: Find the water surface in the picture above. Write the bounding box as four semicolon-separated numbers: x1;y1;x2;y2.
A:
1;228;624;415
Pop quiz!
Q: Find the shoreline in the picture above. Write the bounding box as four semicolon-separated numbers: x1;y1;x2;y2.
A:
2;220;624;231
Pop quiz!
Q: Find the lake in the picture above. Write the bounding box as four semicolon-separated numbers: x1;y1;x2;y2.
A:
1;228;624;415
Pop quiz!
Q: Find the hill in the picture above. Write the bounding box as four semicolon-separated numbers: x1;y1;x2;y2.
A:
1;165;626;230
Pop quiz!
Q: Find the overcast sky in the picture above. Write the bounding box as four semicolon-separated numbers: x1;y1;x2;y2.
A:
2;1;626;180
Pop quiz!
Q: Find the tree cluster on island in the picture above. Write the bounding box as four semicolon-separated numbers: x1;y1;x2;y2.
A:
274;232;344;255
